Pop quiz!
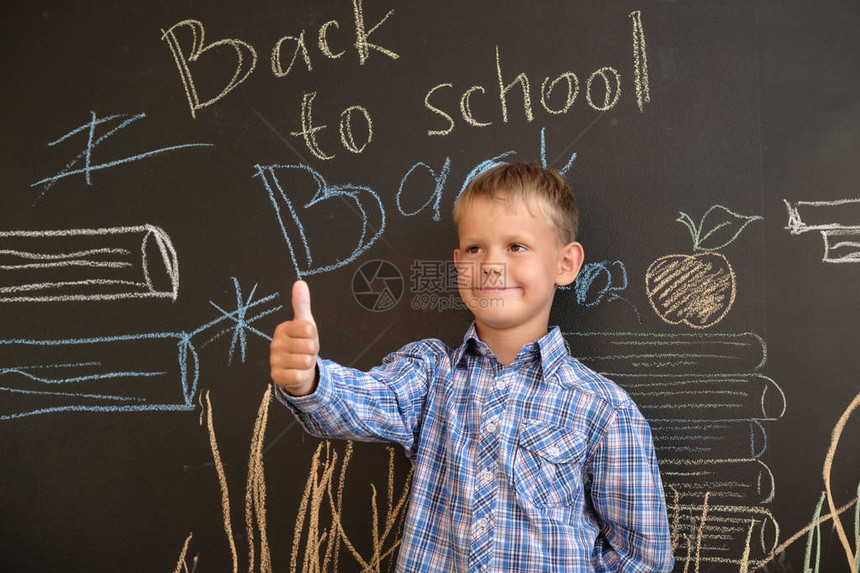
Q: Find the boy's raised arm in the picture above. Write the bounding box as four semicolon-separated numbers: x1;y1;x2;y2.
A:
270;280;320;397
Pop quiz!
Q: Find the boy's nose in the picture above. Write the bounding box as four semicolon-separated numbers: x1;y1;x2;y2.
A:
480;262;506;285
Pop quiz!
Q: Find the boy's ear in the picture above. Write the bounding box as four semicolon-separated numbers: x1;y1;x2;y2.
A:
453;248;461;264
556;242;584;286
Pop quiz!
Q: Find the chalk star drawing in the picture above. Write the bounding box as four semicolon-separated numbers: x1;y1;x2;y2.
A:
198;278;282;364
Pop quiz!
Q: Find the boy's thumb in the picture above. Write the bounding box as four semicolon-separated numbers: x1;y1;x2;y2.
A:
291;280;315;324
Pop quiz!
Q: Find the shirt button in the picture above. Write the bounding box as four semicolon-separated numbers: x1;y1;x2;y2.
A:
476;517;488;529
479;469;493;485
494;378;507;390
546;445;562;458
485;419;499;433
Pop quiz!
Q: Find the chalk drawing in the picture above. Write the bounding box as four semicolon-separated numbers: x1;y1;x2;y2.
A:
245;386;273;573
570;259;632;304
0;225;179;303
646;252;737;329
290;441;412;572
629;10;650;112
396;158;451;221
784;198;860;263
161;20;258;119
540;73;579;115
496;46;534;124
822;391;860;568
271;30;313;77
254;163;386;279
31;112;212;193
339;105;373;154
585;67;621;112
538;127;577;175
646;205;761;329
0;279;280;420
751;392;860;572
565;331;785;570
395;126;576;223
204;390;239;573
351;0;399;65
200;278;283;365
678;205;763;253
172;532;196;573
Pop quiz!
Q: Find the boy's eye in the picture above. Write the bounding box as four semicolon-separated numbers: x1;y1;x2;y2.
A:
509;244;526;252
464;245;482;254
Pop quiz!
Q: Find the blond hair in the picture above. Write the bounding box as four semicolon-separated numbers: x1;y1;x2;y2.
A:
452;162;579;243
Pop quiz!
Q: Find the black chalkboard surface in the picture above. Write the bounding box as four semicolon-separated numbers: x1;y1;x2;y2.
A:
2;1;858;572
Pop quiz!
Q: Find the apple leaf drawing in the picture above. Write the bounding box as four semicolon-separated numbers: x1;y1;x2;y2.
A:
677;205;763;252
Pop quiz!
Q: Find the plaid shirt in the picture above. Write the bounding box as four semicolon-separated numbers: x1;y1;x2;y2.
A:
278;324;673;572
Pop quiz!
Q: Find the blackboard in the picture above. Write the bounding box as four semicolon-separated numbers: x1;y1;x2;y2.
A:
2;1;858;571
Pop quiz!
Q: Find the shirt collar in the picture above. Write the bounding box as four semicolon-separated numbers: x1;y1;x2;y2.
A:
453;322;568;377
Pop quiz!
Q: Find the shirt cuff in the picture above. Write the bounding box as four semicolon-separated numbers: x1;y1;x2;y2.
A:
274;357;334;414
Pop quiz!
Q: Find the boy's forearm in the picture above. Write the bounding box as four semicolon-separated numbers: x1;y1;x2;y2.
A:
276;356;423;451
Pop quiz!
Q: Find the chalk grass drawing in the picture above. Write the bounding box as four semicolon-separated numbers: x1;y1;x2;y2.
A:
161;20;258;120
752;390;860;572
646;205;762;329
565;331;785;570
0;225;179;303
254;163;386;280
31;111;213;194
175;387;411;573
784;198;860;263
0;279;280;420
290;441;412;573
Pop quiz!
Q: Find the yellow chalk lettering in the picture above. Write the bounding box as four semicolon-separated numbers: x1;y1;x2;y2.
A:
291;92;335;160
271;30;312;77
496;46;533;124
352;0;399;64
460;86;492;127
540;72;579;115
160;19;258;119
318;20;345;59
424;83;455;136
339;105;373;153
586;66;621;111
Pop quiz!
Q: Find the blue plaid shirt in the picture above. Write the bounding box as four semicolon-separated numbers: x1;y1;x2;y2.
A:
278;324;673;572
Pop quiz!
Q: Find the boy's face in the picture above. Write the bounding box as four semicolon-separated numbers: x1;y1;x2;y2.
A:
453;194;583;340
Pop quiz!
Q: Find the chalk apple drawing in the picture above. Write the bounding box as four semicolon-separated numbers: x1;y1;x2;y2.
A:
645;205;762;329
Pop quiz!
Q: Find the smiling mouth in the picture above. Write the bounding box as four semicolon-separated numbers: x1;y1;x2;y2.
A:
476;286;518;293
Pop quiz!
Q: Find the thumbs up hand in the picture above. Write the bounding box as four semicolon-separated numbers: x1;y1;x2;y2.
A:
270;280;320;396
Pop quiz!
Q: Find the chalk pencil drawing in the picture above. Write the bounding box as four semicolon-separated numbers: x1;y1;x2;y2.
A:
0;225;179;303
646;205;762;329
565;331;784;570
0;279;280;420
31;111;213;195
784;198;860;263
254;163;386;280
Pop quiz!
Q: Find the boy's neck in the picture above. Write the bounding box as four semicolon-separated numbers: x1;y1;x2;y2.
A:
475;322;548;366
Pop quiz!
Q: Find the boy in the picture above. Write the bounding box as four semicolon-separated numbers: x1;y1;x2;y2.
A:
270;163;674;571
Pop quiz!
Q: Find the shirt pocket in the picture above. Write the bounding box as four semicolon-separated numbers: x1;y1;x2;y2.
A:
513;419;588;508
